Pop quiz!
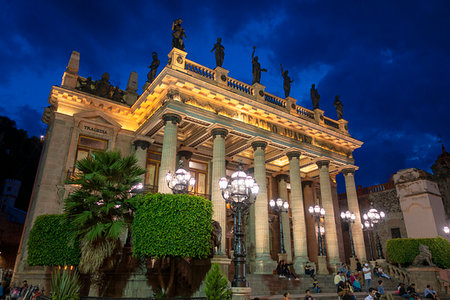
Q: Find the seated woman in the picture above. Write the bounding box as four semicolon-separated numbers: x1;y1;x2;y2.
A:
352;277;362;292
377;266;391;279
305;262;315;278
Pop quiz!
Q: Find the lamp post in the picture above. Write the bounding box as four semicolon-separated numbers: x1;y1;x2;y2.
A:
362;205;385;259
308;204;326;256
166;160;195;194
340;210;356;257
269;198;289;254
219;164;259;287
444;225;450;238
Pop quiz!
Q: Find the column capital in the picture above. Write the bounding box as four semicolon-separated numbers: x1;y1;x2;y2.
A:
133;140;151;151
276;174;289;182
178;150;193;160
342;168;356;176
286;151;302;160
162;113;182;125
251;141;267;150
302;180;313;188
211;128;228;138
316;160;330;168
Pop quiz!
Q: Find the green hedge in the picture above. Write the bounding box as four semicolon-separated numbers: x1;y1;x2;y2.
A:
28;214;80;266
386;237;450;269
132;193;212;258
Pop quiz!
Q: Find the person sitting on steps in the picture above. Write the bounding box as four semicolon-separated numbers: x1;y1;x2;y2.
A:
305;262;315;278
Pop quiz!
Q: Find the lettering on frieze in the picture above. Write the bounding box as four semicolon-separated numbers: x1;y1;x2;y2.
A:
83;125;108;135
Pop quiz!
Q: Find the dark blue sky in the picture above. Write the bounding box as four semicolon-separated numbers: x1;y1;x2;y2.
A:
0;0;449;190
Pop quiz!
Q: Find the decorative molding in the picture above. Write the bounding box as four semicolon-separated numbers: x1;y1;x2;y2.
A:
316;160;330;168
178;150;193;160
342;168;355;176
276;174;289;182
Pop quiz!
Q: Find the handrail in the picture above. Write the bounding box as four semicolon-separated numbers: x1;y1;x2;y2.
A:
386;264;412;285
294;105;315;120
437;276;450;295
185;59;215;80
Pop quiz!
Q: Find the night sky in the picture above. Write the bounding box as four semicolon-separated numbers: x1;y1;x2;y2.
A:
1;0;449;191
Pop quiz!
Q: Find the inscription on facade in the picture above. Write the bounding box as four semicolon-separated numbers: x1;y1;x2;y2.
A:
83;125;108;135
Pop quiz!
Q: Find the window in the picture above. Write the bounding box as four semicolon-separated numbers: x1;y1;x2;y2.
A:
391;227;401;239
74;135;108;172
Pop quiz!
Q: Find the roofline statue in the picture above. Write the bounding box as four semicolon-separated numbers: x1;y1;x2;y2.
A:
211;37;225;68
172;18;187;51
252;46;267;85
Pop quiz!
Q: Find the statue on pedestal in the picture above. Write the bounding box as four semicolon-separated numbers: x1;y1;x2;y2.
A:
311;84;320;109
211;220;223;255
171;18;186;51
251;46;267;84
147;52;160;84
96;73;113;98
412;245;435;266
334;95;344;119
280;64;294;98
211;37;225;68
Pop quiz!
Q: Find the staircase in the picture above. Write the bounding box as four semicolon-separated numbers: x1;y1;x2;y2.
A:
248;274;399;299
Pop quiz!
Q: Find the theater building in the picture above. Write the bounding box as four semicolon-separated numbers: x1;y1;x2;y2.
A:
14;48;365;281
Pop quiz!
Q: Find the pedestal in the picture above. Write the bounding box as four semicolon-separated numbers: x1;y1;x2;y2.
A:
211;255;232;281
407;266;442;293
252;255;276;274
317;256;329;274
293;257;308;275
232;287;252;300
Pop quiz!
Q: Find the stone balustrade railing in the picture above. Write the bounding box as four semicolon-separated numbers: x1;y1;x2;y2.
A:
437;276;450;295
185;59;215;80
357;181;395;196
227;77;254;95
264;92;287;109
294;105;315;121
324;117;340;129
386;264;412;285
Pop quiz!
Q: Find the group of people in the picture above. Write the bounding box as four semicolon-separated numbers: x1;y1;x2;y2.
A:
276;260;300;280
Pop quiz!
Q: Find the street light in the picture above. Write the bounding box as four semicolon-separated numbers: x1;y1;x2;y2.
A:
362;204;385;259
340;210;356;257
166;160;196;194
219;164;259;287
269;198;289;254
444;225;449;237
308;204;326;256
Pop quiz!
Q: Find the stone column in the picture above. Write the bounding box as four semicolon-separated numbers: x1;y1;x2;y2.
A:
277;174;292;264
317;160;340;265
133;140;151;183
158;113;181;194
211;128;228;255
252;141;275;273
287;151;308;272
342;168;367;261
303;180;318;264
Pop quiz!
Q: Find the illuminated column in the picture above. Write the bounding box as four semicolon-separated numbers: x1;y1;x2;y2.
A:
317;160;340;265
342;168;367;261
158;113;181;193
133;140;151;183
252;141;275;273
211;128;228;255
287;151;308;272
277;174;292;264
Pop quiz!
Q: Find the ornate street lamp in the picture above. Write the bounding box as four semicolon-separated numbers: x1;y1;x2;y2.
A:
269;198;289;254
340;210;356;257
308;204;326;256
166;160;196;194
219;164;259;287
362;204;385;259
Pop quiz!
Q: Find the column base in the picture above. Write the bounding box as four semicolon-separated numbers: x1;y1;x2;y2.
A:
317;256;329;274
328;257;342;274
232;287;252;300
293;256;309;274
252;254;276;274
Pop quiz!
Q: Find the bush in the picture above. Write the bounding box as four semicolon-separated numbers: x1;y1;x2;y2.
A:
28;214;80;266
51;268;80;300
386;237;450;268
204;264;231;300
132;193;212;258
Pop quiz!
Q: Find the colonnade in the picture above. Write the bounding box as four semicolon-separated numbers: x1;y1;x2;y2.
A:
134;113;366;273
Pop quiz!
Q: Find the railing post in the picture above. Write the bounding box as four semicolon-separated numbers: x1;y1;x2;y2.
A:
214;66;229;88
253;82;265;103
285;96;297;113
338;119;349;134
168;48;187;73
313;108;325;125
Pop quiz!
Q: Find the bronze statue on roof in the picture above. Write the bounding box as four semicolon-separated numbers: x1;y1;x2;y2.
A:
211;38;225;68
334;95;344;119
147;52;160;84
252;46;267;84
280;64;294;98
172;18;187;51
311;84;320;109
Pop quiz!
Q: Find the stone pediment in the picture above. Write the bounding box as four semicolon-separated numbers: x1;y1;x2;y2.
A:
73;111;122;129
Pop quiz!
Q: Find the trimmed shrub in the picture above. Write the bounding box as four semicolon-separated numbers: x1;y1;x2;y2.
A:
386;237;450;268
28;214;80;266
204;264;231;300
132;193;212;258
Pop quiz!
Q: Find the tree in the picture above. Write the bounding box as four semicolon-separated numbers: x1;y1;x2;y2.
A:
64;151;145;296
132;193;213;296
204;264;231;300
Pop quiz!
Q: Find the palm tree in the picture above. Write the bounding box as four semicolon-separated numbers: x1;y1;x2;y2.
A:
64;151;146;296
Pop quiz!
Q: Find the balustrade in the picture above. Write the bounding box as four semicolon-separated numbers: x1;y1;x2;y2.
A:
264;92;286;108
324;117;340;129
295;105;315;120
227;78;254;95
185;60;215;80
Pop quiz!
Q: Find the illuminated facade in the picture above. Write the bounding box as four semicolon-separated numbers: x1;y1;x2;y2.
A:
14;47;366;282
